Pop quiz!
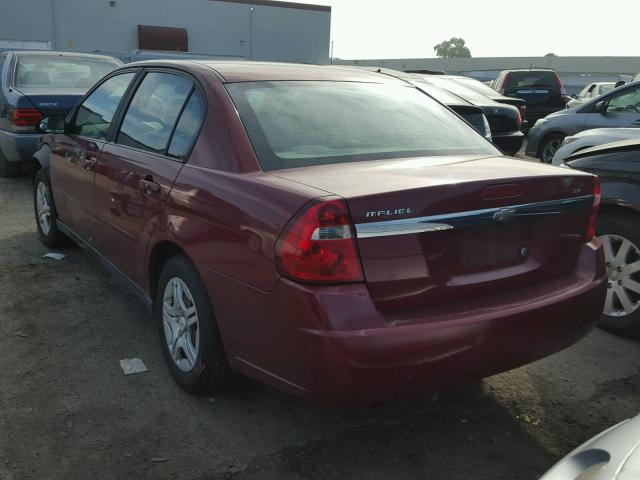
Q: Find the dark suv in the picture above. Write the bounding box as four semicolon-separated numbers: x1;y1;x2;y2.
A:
492;69;568;127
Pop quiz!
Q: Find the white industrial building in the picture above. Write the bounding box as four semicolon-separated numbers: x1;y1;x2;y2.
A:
0;0;331;64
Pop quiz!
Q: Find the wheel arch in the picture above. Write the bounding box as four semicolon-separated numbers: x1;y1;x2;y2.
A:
31;143;51;178
537;130;568;159
147;241;189;300
598;202;640;222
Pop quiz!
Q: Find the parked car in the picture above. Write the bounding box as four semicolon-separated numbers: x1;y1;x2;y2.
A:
439;75;528;124
412;74;525;155
540;413;640;480
492;69;568;127
351;67;492;139
552;128;640;165
526;80;640;162
0;50;122;176
564;139;640;336
567;82;615;108
34;61;605;402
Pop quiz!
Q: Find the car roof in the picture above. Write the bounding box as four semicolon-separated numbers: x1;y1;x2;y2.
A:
499;68;556;72
125;60;407;84
6;50;120;62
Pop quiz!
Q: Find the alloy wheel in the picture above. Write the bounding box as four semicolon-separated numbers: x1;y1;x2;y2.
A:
541;138;563;163
162;277;200;372
601;234;640;317
36;181;52;235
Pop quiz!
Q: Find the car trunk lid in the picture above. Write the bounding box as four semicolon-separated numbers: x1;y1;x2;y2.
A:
273;156;596;311
13;86;85;116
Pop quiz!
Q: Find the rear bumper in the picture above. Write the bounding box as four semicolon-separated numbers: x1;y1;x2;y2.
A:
525;125;546;157
0;129;39;163
200;240;606;403
492;130;524;156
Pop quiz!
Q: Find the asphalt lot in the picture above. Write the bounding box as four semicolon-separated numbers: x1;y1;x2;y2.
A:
1;173;639;480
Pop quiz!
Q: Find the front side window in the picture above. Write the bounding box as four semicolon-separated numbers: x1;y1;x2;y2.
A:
607;85;640;112
73;73;135;140
117;72;193;154
13;55;120;89
226;81;498;171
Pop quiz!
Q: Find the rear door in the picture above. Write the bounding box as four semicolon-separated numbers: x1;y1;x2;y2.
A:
92;70;205;285
583;83;640;130
49;72;136;238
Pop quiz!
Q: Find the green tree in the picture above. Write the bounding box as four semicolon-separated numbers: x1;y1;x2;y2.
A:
433;37;471;58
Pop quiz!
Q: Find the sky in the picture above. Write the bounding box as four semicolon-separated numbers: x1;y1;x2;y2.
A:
292;0;640;60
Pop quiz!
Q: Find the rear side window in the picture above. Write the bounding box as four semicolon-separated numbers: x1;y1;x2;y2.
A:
227;81;498;171
13;55;120;88
73;73;135;140
167;90;205;160
117;72;193;154
504;71;561;90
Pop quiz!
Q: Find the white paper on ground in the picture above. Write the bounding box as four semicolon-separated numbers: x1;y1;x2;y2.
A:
43;252;67;260
119;358;148;375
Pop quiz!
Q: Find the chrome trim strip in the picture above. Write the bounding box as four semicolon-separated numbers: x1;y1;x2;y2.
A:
355;195;593;239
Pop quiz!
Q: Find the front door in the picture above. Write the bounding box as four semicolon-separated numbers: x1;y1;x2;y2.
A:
92;71;202;286
583;83;640;130
50;72;136;238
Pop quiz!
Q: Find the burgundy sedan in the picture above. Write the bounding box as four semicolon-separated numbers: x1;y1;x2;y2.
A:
33;61;606;402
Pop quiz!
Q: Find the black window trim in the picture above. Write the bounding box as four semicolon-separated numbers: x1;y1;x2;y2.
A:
67;67;143;140
109;67;207;164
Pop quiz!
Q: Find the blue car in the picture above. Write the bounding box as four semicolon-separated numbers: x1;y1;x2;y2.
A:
0;51;121;176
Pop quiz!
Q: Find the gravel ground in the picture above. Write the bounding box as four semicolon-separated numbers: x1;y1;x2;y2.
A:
1;174;639;480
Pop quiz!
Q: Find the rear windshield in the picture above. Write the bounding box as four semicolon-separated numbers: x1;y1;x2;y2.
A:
451;77;501;97
13;55;120;89
504;71;560;89
226;81;497;171
417;76;491;103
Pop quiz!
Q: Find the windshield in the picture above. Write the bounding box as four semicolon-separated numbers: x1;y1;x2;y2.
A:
599;83;614;95
226;81;497;171
13;55;120;89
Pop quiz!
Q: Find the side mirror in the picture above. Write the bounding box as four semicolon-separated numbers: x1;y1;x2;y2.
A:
37;114;67;134
594;101;607;115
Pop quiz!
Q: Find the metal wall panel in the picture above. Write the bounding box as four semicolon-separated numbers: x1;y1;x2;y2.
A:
0;0;330;64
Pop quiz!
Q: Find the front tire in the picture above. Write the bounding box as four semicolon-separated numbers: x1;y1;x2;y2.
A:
597;213;640;337
538;133;565;163
155;254;239;394
33;168;68;248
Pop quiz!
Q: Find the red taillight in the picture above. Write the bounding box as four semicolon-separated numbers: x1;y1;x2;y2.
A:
587;177;601;241
11;108;42;127
518;105;527;119
515;109;522;128
276;198;364;284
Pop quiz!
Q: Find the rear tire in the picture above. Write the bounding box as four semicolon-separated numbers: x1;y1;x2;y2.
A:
597;213;640;337
155;254;239;394
33;168;69;248
0;150;21;177
538;133;565;163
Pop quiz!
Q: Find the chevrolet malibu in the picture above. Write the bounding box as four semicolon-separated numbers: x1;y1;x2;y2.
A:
0;50;122;176
33;61;607;402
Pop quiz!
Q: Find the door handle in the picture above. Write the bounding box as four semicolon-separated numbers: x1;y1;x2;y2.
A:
632;120;640;126
140;177;161;196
